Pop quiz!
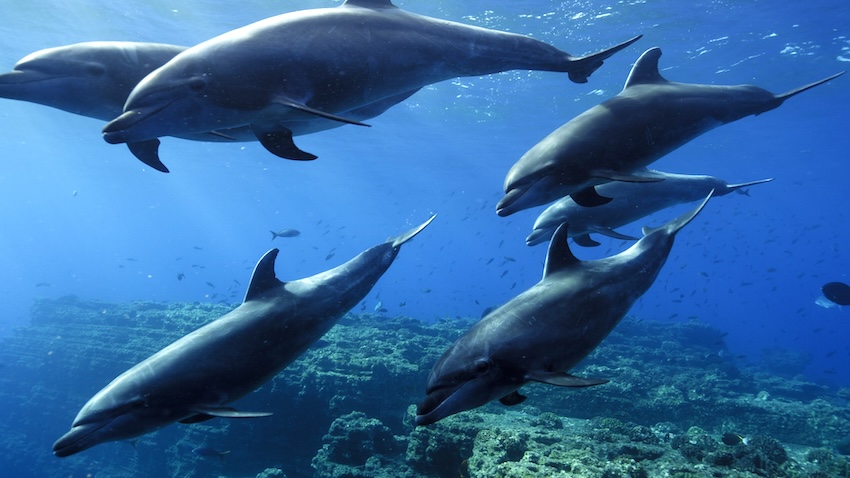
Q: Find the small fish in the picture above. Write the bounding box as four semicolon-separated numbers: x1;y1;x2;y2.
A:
374;301;383;312
270;228;301;240
35;282;51;288
325;253;335;261
206;282;215;288
191;445;231;461
721;432;748;446
177;273;185;281
193;246;203;250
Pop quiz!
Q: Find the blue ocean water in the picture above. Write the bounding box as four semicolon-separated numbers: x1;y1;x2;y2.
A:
0;0;848;474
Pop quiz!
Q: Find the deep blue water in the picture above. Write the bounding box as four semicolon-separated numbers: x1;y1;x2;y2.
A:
0;0;849;456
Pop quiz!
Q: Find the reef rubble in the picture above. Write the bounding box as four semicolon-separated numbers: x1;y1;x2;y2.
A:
0;296;848;477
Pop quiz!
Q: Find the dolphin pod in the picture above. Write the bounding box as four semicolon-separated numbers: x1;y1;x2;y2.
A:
525;170;774;247
100;0;641;171
496;47;844;216
416;194;713;426
0;0;839;457
52;215;435;457
0;41;419;172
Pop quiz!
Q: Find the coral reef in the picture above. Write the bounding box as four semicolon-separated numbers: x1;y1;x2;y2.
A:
1;296;849;477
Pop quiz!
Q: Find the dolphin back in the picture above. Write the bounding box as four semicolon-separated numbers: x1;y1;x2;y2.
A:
389;215;436;248
641;190;713;237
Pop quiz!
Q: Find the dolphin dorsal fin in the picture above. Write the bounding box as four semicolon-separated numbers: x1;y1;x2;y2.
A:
342;0;397;8
244;249;284;302
624;47;667;89
543;223;580;278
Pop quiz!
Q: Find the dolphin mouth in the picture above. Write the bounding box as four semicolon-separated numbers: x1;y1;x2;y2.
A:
102;101;174;144
496;185;532;217
53;420;110;457
415;379;492;426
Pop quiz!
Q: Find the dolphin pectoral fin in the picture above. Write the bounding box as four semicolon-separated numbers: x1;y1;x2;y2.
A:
571;187;612;207
190;406;273;419
573;233;601;247
273;97;371;127
498;390;527;406
589;226;640;242
527;371;609;388
567;35;643;83
179;414;216;424
251;125;318;160
126;139;169;173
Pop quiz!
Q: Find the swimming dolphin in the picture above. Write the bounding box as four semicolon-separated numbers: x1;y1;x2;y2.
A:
52;215;435;457
526;170;773;246
415;194;711;426
102;0;641;170
0;42;185;120
0;41;417;172
496;47;843;215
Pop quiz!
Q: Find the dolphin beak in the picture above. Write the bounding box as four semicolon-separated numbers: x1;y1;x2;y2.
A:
496;186;530;217
102;110;147;144
0;70;40;85
52;421;108;457
415;379;493;426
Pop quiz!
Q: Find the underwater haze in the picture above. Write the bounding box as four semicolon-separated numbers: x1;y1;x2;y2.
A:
0;0;849;477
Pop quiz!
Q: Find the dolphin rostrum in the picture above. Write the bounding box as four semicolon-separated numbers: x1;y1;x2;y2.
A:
102;0;641;171
53;215;435;457
526;170;773;246
416;194;712;426
0;41;416;172
496;46;843;216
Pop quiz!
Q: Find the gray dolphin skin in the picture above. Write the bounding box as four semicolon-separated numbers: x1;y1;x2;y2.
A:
101;0;642;170
526;170;773;246
52;215;435;457
496;47;844;216
415;195;711;426
0;41;416;172
0;41;185;121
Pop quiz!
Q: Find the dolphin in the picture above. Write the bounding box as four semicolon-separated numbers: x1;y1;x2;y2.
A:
496;47;844;215
102;0;642;170
52;215;435;457
415;194;711;426
0;41;418;172
526;170;773;246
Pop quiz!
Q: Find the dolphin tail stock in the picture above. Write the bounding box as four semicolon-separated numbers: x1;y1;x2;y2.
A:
769;71;845;109
566;35;643;84
642;190;713;237
388;214;437;248
726;177;774;196
127;139;169;172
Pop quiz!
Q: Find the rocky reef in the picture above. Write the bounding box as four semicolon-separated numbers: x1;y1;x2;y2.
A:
0;296;849;477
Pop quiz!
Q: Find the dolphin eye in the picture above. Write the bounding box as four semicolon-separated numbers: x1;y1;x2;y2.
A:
189;77;206;92
473;359;491;373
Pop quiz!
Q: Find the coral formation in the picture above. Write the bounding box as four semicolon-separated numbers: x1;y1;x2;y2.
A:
1;297;849;477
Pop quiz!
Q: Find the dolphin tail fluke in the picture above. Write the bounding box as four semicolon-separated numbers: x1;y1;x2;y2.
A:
389;214;436;248
726;177;774;195
127;139;169;173
774;71;844;105
567;35;643;83
642;190;713;237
